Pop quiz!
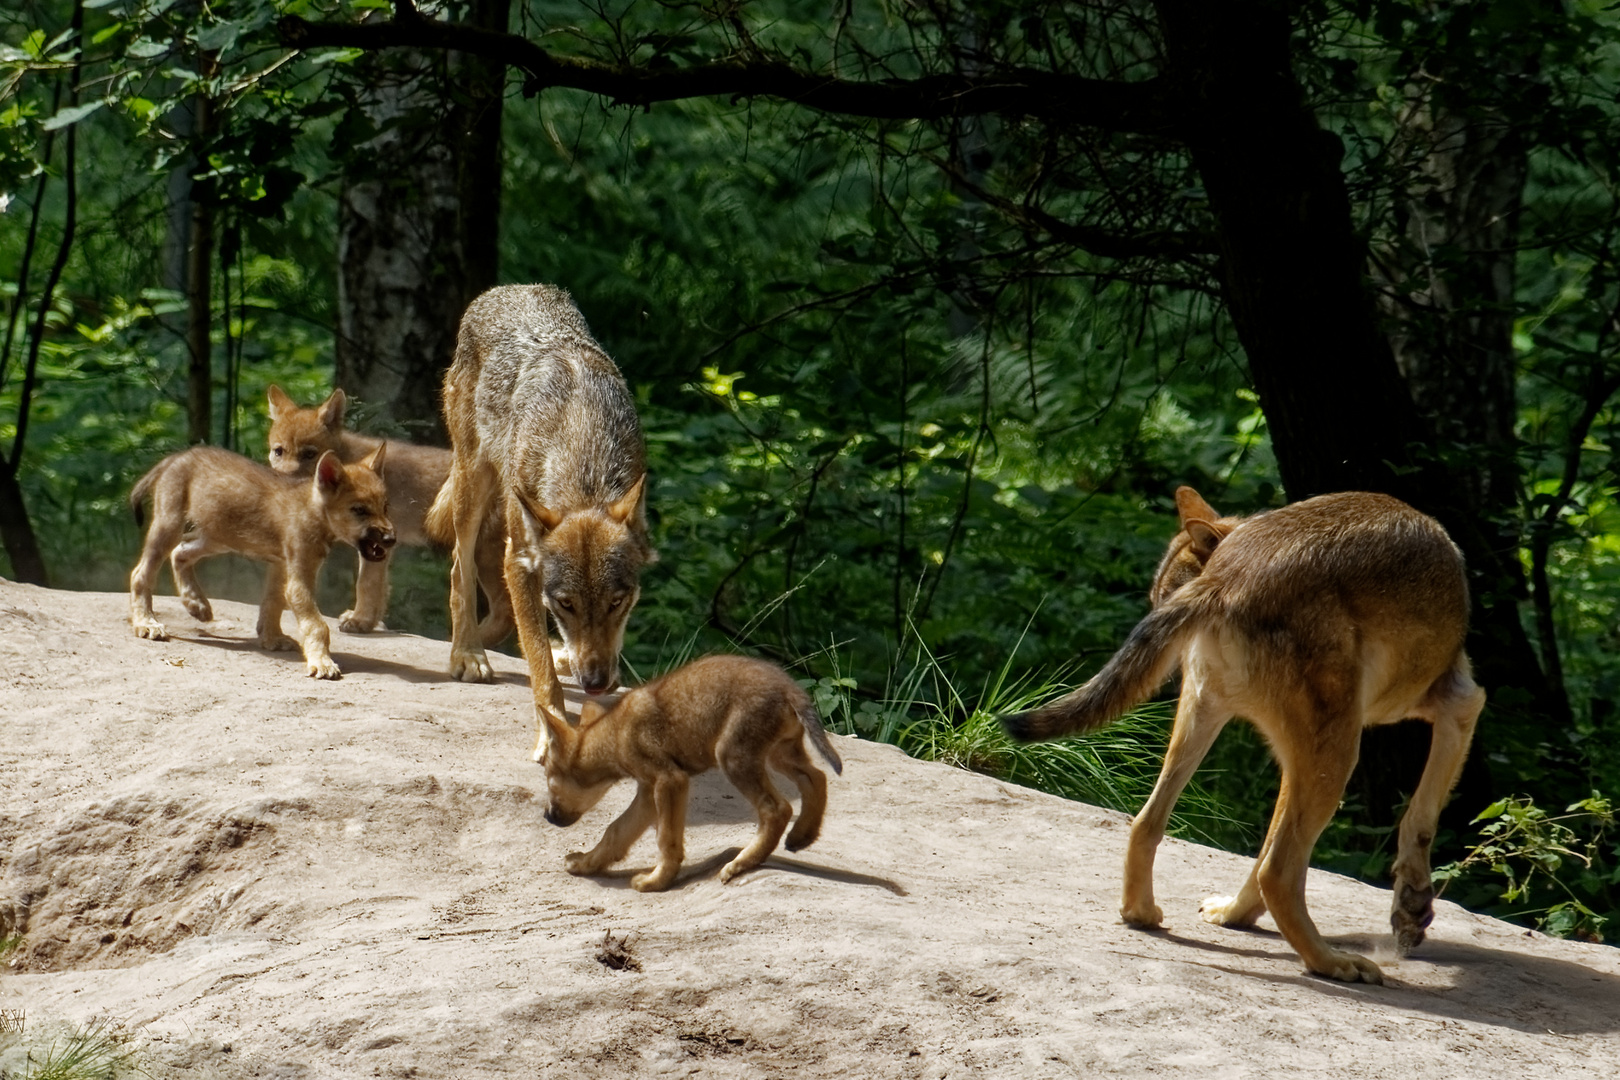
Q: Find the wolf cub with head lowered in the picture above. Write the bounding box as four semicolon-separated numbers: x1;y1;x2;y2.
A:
429;284;656;761
540;654;843;893
128;445;395;679
266;385;512;645
1003;487;1485;985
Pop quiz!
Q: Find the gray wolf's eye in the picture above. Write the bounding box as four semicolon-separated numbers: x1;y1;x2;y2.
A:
608;596;625;610
351;506;369;519
554;596;575;612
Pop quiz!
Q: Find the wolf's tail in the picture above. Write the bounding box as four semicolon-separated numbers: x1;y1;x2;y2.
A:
1002;591;1206;742
128;457;168;528
792;693;844;776
424;473;456;548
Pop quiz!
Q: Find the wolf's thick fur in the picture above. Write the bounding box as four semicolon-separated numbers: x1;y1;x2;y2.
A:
538;654;843;892
128;445;396;679
265;385;512;645
1003;486;1485;984
428;284;655;761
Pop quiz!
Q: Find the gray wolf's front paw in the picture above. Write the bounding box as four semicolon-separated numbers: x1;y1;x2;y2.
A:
133;619;170;641
306;655;343;679
338;609;379;634
182;597;213;621
450;647;494;683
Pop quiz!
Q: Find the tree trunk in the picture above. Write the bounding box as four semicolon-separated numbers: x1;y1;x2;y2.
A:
185;91;215;447
335;0;508;442
1151;0;1562;805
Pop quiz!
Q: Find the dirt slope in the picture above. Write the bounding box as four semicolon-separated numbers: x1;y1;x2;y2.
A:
2;578;1618;1078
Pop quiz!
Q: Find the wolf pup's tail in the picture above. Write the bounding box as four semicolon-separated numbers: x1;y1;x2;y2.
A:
1002;592;1204;742
128;457;168;528
792;692;844;776
424;473;456;548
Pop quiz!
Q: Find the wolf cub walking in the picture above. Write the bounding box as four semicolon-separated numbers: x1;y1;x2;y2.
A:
539;654;843;893
429;284;656;761
265;385;513;645
1003;487;1485;984
128;445;395;679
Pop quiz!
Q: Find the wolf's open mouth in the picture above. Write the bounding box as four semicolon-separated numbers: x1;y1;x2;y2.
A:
359;530;395;562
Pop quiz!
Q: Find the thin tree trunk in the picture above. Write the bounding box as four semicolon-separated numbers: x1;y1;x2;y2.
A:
185;89;215;447
335;0;509;440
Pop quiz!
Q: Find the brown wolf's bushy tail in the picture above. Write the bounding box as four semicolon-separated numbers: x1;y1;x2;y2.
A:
128;458;167;528
792;693;844;775
1002;592;1204;742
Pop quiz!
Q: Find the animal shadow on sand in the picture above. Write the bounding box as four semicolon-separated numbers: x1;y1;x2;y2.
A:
1144;926;1620;1035
569;771;905;896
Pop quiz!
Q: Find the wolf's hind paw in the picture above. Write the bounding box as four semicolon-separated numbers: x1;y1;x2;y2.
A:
306;657;342;679
450;648;495;684
133;620;170;641
1199;895;1261;928
182;598;212;621
338;610;378;634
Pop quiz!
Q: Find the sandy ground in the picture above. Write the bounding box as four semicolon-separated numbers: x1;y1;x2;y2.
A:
2;577;1619;1078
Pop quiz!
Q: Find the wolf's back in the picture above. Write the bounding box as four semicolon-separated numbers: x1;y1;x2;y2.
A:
1002;593;1204;742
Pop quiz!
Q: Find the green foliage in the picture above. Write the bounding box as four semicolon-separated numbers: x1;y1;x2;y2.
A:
0;1017;143;1080
1434;793;1619;942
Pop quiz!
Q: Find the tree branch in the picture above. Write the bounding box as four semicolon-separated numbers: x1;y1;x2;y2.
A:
276;15;1176;134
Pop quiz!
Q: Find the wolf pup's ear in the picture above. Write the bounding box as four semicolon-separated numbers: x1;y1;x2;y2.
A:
1185;519;1224;563
317;388;347;431
580;700;607;726
362;441;387;474
314;450;347;493
1174;485;1220;529
267;384;295;418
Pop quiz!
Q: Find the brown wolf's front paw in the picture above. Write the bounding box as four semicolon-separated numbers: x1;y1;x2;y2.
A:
564;852;599;876
631;866;677;892
1120;900;1164;928
1199;894;1261;928
133;619;170;641
306;656;343;679
338;609;378;634
1310;948;1384;985
182;597;213;621
1391;881;1435;955
449;647;494;684
718;859;757;885
260;634;298;652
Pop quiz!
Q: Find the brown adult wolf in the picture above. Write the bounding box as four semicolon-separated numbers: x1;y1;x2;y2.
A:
265;385;513;645
128;445;396;679
428;284;655;761
1002;487;1485;984
539;654;843;892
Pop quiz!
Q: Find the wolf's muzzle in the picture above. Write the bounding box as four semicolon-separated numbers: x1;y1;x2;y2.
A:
544;806;580;828
359;528;397;563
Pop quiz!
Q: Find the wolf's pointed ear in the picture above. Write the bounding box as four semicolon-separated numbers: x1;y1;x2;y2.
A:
535;704;574;763
1185;519;1225;564
267;385;295;419
317;389;347;431
314;450;347;494
363;441;387;474
607;474;648;528
514;487;565;536
580;699;607;727
1175;486;1220;530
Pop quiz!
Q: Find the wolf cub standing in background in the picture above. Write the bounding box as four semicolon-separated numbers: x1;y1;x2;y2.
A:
428;284;656;761
128;445;395;679
266;385;512;645
539;654;843;892
1003;487;1485;985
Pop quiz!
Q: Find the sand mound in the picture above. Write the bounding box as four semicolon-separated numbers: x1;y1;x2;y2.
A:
2;578;1618;1078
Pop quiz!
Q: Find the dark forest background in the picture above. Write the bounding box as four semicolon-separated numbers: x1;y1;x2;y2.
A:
4;0;1619;938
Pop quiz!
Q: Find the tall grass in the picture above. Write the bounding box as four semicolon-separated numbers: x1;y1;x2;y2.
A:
0;1018;143;1080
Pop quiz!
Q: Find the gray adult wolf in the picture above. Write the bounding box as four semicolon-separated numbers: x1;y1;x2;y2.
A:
1003;486;1485;984
427;284;655;761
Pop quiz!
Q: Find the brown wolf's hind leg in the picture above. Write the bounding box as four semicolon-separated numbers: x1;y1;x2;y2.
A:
774;735;830;852
1256;723;1382;984
1123;681;1231;928
718;749;793;884
130;519;180;641
1391;662;1485;953
169;535;214;622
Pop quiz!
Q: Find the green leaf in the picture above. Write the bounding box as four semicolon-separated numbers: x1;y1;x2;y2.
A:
41;100;105;131
126;38;168;59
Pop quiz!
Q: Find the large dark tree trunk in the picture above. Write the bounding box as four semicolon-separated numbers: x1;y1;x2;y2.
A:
1152;0;1561;813
334;0;509;442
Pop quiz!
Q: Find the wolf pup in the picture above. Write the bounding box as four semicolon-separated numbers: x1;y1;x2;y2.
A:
428;284;655;761
1003;487;1485;985
539;654;843;892
128;444;396;679
265;385;512;645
